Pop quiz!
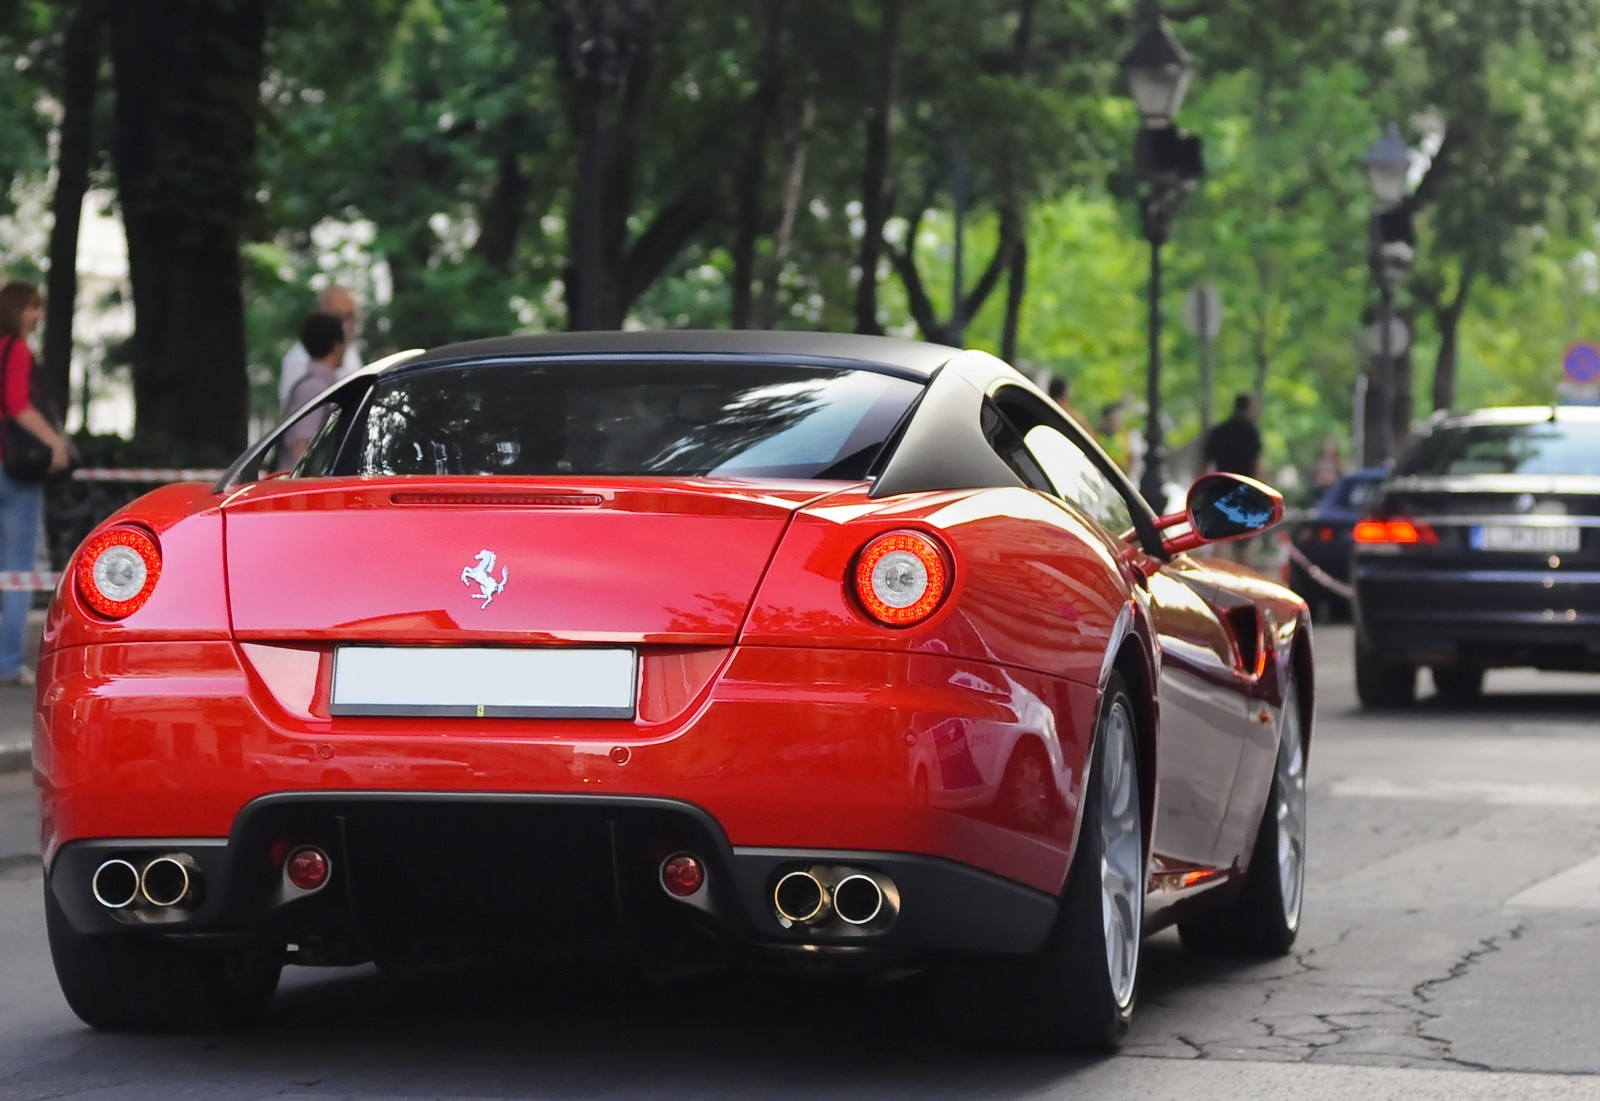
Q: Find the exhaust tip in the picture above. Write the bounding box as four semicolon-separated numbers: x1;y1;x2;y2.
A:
832;873;885;925
139;855;196;908
91;859;141;909
773;870;829;925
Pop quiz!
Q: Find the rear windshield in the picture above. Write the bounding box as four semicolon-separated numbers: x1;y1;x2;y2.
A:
332;359;924;480
1398;421;1600;477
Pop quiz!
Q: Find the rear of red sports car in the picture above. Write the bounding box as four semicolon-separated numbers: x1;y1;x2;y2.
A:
36;334;1144;1035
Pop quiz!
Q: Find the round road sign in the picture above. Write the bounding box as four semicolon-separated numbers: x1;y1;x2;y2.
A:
1563;341;1600;385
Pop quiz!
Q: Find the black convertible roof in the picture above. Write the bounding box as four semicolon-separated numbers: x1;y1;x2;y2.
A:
391;330;962;380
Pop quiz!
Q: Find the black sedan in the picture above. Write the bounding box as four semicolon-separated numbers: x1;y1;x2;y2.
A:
1352;405;1600;707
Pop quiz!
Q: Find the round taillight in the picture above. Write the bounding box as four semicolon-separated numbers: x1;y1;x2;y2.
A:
285;847;331;892
75;527;162;619
852;530;952;628
660;853;706;898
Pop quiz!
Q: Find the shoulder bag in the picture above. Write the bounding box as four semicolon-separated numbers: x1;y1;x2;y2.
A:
0;336;55;483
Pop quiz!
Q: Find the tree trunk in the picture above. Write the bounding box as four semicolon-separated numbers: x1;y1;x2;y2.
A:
852;0;903;335
1001;237;1026;363
1431;266;1476;412
109;0;264;456
757;89;813;329
43;0;108;423
730;1;788;329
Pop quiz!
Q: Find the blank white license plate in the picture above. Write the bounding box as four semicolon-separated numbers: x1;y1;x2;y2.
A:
1469;525;1581;553
330;647;637;718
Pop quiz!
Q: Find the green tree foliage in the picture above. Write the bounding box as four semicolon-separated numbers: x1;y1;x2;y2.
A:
6;0;1600;471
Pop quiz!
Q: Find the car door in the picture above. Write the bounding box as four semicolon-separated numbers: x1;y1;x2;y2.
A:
989;386;1244;869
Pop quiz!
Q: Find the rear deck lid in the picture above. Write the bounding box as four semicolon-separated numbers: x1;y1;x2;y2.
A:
222;478;832;644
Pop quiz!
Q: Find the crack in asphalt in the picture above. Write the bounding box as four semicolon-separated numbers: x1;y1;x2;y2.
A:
1192;922;1531;1069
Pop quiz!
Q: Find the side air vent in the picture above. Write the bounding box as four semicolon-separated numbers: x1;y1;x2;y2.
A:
1223;606;1263;676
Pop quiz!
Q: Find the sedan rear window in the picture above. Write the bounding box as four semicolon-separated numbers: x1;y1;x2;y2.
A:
336;359;924;480
1398;421;1600;477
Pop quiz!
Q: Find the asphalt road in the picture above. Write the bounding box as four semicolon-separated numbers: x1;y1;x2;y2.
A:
2;623;1599;1100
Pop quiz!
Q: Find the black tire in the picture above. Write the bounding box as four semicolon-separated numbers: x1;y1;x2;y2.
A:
1179;677;1307;957
1355;634;1416;709
1431;665;1484;703
937;672;1143;1053
45;882;281;1032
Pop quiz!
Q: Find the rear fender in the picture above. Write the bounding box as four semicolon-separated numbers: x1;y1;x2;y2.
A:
42;483;230;653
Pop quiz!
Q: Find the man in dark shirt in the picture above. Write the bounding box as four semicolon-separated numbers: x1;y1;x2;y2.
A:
1204;393;1262;478
1203;394;1264;565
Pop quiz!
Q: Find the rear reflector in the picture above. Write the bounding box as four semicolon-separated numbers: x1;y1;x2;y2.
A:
285;847;331;892
660;853;705;897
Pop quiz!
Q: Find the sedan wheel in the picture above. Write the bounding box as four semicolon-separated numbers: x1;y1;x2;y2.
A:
1431;665;1484;703
1355;633;1416;709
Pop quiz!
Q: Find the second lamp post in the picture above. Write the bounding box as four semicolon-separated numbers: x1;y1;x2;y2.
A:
1121;11;1204;510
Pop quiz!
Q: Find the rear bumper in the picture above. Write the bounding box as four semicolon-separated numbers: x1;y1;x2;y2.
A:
46;793;1058;958
37;638;1097;914
1354;562;1600;668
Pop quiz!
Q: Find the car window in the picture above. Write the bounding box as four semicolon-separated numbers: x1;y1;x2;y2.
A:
1399;421;1600;477
336;360;924;479
291;402;347;476
1334;477;1379;510
1023;424;1136;535
983;386;1141;536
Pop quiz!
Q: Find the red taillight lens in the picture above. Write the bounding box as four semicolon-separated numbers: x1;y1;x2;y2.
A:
75;526;162;618
660;853;706;897
1353;518;1438;545
285;846;331;891
852;530;952;628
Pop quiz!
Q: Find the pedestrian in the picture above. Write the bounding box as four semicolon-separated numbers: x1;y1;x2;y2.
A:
279;313;348;470
1098;400;1132;471
1047;375;1091;431
1310;434;1345;495
1203;394;1265;564
279;283;363;410
1203;393;1263;479
0;281;73;687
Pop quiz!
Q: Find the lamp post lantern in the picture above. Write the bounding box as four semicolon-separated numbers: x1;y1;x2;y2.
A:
1361;121;1415;464
1121;11;1203;510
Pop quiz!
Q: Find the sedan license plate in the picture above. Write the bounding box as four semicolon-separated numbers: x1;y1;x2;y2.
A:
1468;525;1581;554
331;647;637;718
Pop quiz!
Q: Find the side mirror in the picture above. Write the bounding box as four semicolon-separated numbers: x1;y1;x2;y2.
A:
1153;473;1284;556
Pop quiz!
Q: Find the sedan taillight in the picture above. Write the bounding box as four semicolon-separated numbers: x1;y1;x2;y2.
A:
852;530;952;628
1353;518;1438;545
76;526;162;618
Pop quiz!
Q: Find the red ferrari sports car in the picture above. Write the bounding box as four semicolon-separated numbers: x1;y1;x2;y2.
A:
36;331;1311;1051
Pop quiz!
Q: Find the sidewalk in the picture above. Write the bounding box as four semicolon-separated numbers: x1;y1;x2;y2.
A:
0;609;45;774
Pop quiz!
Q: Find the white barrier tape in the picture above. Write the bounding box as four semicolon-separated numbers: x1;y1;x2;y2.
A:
1285;542;1355;601
71;468;225;483
0;571;60;592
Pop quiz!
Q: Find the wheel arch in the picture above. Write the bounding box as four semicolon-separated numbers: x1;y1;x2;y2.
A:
1109;637;1158;868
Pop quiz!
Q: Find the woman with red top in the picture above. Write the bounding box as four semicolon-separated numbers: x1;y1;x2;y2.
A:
0;282;72;687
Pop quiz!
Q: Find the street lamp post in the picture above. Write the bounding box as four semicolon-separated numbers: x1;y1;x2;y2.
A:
1361;122;1415;465
1121;10;1203;510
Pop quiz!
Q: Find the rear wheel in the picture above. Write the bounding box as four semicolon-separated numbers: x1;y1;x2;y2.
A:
1179;677;1307;956
45;883;281;1032
1355;634;1415;709
1431;665;1484;703
937;672;1144;1052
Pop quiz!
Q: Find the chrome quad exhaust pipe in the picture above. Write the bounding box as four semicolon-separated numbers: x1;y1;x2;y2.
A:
771;865;899;930
91;853;202;911
139;854;199;908
91;859;141;909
